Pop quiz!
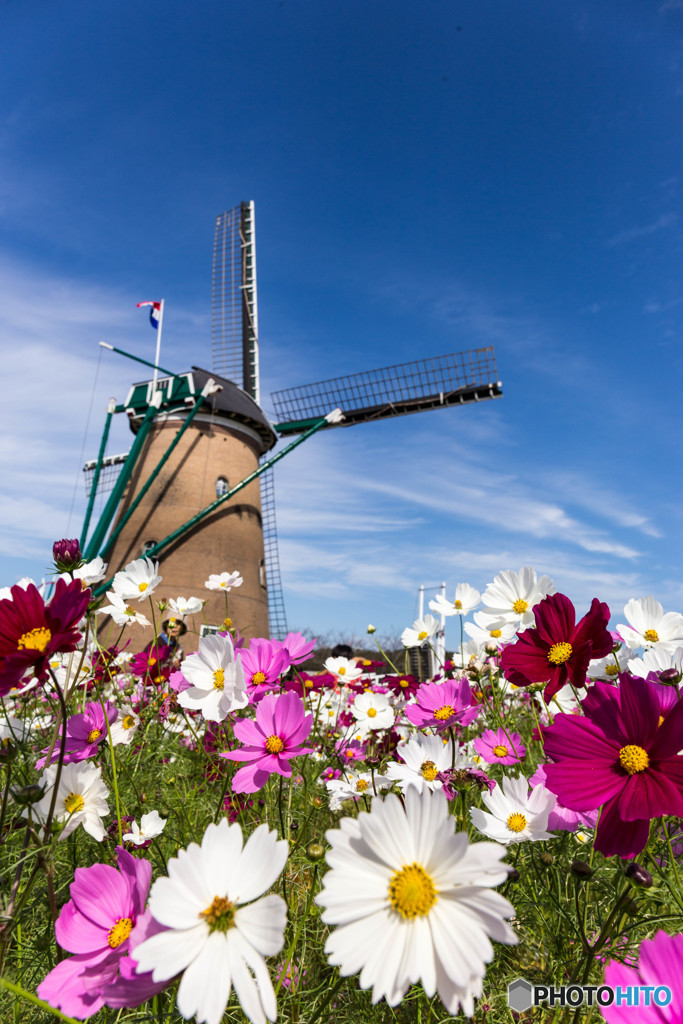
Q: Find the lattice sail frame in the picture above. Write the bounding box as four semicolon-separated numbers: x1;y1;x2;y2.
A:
211;202;259;402
271;347;502;433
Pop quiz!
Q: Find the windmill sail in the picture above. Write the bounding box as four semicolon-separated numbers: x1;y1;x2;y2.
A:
271;347;502;435
212;202;259;402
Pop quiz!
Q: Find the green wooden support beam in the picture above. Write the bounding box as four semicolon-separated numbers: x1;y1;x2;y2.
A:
83;394;162;562
81;399;116;549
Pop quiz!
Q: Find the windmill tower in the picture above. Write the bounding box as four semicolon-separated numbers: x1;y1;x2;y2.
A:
83;202;503;648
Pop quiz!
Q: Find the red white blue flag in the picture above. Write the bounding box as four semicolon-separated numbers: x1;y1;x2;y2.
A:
137;301;162;329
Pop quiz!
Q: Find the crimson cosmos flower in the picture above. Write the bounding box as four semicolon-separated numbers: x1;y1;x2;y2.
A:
0;579;91;696
499;592;612;701
542;674;683;858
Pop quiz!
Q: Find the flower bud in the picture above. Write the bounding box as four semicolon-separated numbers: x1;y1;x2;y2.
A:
306;842;325;862
12;784;45;806
659;668;681;685
539;852;554;867
52;537;82;572
506;868;520;883
617;892;639;915
570;859;593;880
367;624;376;634
625;862;653;888
310;795;323;809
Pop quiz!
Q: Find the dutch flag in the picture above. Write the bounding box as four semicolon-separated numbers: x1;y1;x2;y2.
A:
137;301;162;329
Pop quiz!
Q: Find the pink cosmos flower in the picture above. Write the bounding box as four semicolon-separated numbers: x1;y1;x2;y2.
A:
500;593;612;702
529;764;598;833
403;677;480;732
37;847;165;1018
275;631;316;667
239;638;290;702
0;578;90;694
600;931;683;1023
36;700;118;769
474;727;526;765
543;674;683;858
220;691;314;792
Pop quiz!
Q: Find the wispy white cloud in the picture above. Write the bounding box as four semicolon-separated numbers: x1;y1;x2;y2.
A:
606;213;677;247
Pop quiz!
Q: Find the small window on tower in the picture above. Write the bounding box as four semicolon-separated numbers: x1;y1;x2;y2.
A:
259;558;266;588
141;539;158;555
216;476;229;497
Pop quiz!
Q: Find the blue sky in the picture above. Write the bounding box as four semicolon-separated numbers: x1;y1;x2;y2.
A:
1;0;682;648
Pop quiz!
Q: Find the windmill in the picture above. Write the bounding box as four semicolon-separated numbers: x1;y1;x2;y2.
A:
82;202;503;647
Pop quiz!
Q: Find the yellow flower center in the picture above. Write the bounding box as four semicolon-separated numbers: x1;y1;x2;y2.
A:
420;760;438;782
17;627;52;652
388;863;437;919
512;599;528;614
366;707;377;718
124;607;136;617
265;735;284;754
345;749;355;758
138;582;148;593
355;779;369;792
454;600;463;609
213;668;225;690
338;666;346;675
200;895;236;933
643;629;659;643
658;714;665;727
507;812;527;833
619;745;649;775
87;729;101;743
64;792;84;815
251;671;266;685
605;664;619;676
492;744;509;758
490;629;502;638
108;917;133;948
222;617;232;629
418;631;428;641
399;678;410;688
122;715;136;730
433;705;454;721
305;679;314;687
548;642;572;665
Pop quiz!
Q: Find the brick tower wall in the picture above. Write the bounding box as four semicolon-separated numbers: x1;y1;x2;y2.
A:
101;413;270;653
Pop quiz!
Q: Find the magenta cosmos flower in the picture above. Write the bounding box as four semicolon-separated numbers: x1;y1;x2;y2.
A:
220;691;314;792
0;579;90;695
37;700;118;769
500;592;612;701
239;637;290;701
474;726;526;765
37;847;164;1018
403;677;480;732
543;674;683;858
600;930;683;1023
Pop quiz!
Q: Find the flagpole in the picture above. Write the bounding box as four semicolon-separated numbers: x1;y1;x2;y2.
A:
153;299;165;391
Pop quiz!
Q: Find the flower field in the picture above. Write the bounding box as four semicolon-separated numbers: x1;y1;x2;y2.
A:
0;550;682;1023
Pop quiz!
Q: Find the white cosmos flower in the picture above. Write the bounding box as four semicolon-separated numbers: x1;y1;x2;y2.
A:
325;770;394;810
112;557;162;603
384;733;462;794
109;704;140;745
401;614;439;648
587;644;636;682
469;773;557;845
617;596;683;654
133;818;288;1024
58;556;107;587
324;656;363;682
123;810;167;845
205;571;243;591
429;583;481;618
33;761;110;841
478;566;555;630
316;787;517;1016
98;591;152;627
177;633;248;722
350;691;394;737
169;595;204;616
464;613;518;651
627;645;683;679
